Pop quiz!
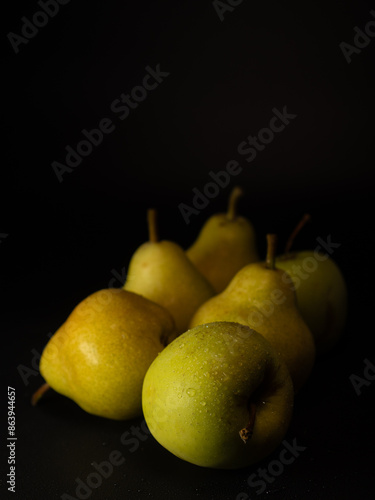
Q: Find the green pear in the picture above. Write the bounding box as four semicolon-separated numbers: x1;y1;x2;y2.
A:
124;209;215;334
36;289;176;420
276;251;347;354
274;214;347;354
186;187;259;293
190;235;316;393
142;322;294;469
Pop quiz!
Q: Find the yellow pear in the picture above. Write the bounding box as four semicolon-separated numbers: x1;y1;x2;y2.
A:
186;187;259;293
124;209;215;334
35;289;176;420
190;235;316;393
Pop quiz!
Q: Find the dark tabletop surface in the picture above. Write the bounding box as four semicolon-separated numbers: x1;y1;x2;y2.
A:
2;1;375;499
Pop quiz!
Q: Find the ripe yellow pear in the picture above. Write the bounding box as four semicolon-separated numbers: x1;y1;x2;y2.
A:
124;209;215;334
190;235;316;393
186;187;259;293
36;289;176;420
143;322;294;469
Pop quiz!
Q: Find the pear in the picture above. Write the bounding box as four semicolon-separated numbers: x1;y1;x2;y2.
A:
190;235;316;393
186;187;259;293
35;289;176;420
142;322;294;469
276;215;347;354
124;209;215;334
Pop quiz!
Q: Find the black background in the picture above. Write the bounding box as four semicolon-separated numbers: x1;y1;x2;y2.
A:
2;1;375;499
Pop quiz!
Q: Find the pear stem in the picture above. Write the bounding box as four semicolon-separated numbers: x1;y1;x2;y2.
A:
227;187;244;221
147;209;159;243
266;234;277;270
31;383;50;406
239;403;256;444
284;213;311;254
